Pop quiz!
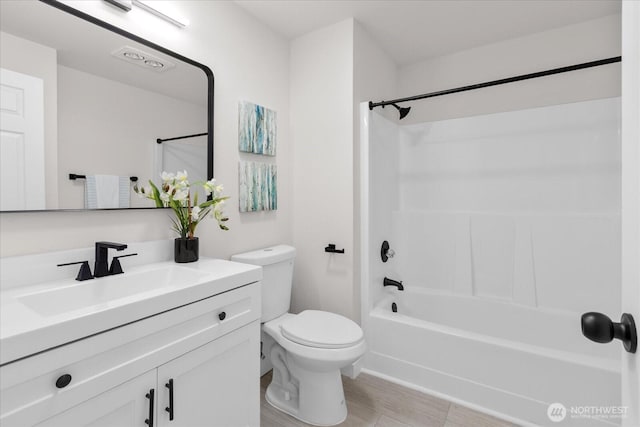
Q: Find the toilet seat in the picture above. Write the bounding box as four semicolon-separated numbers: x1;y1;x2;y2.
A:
280;310;364;349
264;313;367;365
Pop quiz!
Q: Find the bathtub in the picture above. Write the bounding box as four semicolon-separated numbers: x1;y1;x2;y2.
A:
365;289;621;427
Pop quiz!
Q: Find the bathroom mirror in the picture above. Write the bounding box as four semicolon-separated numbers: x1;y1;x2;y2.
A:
0;0;213;212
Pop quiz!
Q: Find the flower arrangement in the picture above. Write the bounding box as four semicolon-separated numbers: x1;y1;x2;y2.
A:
135;171;229;239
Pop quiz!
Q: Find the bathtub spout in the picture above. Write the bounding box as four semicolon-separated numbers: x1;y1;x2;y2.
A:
383;277;404;291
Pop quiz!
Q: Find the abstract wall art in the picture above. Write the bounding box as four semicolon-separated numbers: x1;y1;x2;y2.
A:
239;161;277;212
238;101;277;156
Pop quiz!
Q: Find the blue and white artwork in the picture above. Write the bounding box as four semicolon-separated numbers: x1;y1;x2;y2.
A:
238;101;277;156
239;161;277;212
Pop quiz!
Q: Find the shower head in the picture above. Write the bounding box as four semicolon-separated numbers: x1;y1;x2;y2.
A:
391;103;411;120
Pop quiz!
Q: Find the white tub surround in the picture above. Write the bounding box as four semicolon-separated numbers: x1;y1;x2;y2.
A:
361;97;622;426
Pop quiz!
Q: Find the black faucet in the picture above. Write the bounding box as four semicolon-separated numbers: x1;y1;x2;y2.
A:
383;277;404;291
94;241;127;277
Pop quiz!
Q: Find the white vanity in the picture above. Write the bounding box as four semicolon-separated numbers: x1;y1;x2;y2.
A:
0;245;261;427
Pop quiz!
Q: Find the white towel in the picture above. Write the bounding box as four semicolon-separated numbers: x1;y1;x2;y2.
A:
85;175;130;209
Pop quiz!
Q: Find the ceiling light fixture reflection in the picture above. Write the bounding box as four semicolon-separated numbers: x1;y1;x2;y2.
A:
123;51;145;60
112;46;176;73
144;60;164;68
103;0;189;28
132;0;189;28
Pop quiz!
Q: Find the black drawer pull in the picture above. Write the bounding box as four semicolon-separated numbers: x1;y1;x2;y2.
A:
165;379;174;420
145;388;155;426
218;311;226;321
55;374;72;389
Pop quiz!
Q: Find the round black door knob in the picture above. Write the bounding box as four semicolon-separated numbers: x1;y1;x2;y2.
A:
581;312;637;353
581;312;614;343
218;311;226;321
55;374;72;389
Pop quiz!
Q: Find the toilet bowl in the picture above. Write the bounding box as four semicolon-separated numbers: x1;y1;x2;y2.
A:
263;311;366;426
230;245;366;426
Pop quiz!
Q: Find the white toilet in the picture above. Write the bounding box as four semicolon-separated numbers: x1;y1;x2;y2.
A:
231;245;366;426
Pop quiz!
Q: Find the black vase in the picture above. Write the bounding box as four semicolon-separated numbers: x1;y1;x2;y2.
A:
175;237;199;263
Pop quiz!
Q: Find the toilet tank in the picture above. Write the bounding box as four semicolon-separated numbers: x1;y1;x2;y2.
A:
231;245;296;322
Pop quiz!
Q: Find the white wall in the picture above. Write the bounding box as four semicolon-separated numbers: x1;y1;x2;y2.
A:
57;65;205;209
290;19;355;320
0;32;59;208
289;19;397;322
397;14;621;124
0;0;292;259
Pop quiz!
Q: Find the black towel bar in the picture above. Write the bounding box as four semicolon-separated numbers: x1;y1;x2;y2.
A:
69;174;138;182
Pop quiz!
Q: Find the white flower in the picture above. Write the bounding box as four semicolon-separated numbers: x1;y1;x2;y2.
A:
176;170;188;182
203;178;217;196
161;171;175;183
175;171;189;189
173;189;189;202
191;205;201;221
141;172;228;236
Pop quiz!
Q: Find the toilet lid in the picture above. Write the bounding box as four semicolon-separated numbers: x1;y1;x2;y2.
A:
280;310;364;349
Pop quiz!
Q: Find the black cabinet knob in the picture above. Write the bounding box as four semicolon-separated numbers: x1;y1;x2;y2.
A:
581;312;637;353
218;311;226;321
55;374;72;389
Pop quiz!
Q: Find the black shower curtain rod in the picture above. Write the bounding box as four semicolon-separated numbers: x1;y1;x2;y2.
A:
369;56;621;111
156;132;207;144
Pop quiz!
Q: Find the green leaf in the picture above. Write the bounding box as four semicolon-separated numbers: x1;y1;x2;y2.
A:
148;181;164;208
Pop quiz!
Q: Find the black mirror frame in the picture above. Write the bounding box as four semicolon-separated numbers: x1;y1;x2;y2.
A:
2;0;214;213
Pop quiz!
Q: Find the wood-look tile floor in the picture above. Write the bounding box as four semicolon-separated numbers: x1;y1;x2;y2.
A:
260;371;519;427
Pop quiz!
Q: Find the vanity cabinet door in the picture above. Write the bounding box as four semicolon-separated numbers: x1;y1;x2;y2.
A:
35;370;156;427
156;321;260;427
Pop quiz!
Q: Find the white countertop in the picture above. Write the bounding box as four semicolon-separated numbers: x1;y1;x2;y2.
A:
0;258;261;365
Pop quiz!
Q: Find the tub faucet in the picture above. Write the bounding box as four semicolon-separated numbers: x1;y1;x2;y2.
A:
94;241;127;277
383;277;404;291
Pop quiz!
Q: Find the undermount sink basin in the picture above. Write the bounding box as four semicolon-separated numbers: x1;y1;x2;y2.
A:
18;265;210;317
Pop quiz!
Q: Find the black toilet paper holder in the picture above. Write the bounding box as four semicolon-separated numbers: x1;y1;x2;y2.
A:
325;244;345;254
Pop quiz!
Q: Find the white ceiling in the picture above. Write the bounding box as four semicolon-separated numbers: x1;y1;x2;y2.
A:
0;1;206;105
234;0;621;66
